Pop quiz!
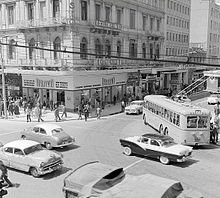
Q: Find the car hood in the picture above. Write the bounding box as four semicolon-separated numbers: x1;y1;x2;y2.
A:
165;145;192;155
29;150;61;162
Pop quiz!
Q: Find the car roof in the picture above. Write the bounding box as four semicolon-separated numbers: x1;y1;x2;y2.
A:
142;134;173;141
34;123;62;131
131;100;144;103
4;140;39;150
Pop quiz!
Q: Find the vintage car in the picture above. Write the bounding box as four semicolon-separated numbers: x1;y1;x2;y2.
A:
125;100;144;115
120;133;193;165
207;94;220;105
63;161;203;198
0;140;63;177
21;123;75;150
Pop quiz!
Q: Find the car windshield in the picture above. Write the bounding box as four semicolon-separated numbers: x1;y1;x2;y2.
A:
23;144;43;155
131;101;143;106
52;128;64;134
161;139;177;147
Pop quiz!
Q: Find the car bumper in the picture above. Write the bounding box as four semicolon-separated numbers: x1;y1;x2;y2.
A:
125;110;138;114
54;141;74;148
38;163;63;175
177;155;192;162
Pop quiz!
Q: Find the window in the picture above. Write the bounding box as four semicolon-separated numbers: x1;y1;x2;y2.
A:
156;19;160;31
81;1;87;21
27;3;34;20
14;148;24;156
105;40;111;58
129;39;137;58
130;9;135;29
40;1;46;21
150;139;160;146
116;41;121;57
198;116;208;128
4;147;13;153
8;5;14;25
155;44;160;59
80;37;88;59
143;15;146;30
29;38;35;60
95;4;101;20
142;43;146;58
33;127;39;133
39;128;46;134
95;39;102;58
150;43;153;59
187;116;197;128
105;6;111;22
150;17;154;31
53;37;61;59
53;0;60;18
116;9;122;24
8;39;16;59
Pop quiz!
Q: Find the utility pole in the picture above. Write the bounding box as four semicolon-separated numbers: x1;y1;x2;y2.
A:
1;58;8;119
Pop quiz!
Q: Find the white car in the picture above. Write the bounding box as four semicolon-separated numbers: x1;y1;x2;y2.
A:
0;140;63;177
125;100;144;115
207;94;220;105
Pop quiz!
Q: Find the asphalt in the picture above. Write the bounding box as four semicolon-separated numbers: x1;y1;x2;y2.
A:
0;103;122;122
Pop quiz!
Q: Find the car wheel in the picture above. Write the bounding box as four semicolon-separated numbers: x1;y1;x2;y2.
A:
21;135;26;140
144;115;148;125
30;167;40;177
159;125;163;134
45;142;52;150
164;128;168;135
123;147;132;156
159;156;170;165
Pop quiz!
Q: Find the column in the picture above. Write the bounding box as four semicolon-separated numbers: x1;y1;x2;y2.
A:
89;0;95;21
112;5;116;23
35;0;39;22
2;4;6;28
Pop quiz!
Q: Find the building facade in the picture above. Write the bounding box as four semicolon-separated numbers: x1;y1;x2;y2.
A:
0;0;167;110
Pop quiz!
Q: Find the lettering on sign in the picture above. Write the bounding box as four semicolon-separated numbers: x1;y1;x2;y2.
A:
36;78;54;88
24;79;35;87
102;77;115;86
55;82;68;89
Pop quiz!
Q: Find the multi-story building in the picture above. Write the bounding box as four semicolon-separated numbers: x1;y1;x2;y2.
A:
191;0;220;62
161;0;191;94
0;0;166;110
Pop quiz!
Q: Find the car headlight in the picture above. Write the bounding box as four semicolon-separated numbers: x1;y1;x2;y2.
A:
40;162;45;167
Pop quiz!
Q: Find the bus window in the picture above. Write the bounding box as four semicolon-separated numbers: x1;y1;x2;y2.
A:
198;116;208;128
176;114;180;126
187;116;197;128
173;113;176;125
170;112;173;123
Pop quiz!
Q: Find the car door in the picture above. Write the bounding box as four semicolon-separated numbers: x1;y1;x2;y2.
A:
137;138;151;156
29;127;40;142
38;127;50;144
147;139;162;158
11;148;29;172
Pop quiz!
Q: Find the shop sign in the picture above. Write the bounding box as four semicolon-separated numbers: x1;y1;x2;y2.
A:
36;78;54;88
102;77;115;86
93;20;122;30
127;72;139;84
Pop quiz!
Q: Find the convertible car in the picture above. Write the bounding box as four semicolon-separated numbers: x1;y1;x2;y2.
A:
21;123;75;150
0;140;63;177
120;133;193;165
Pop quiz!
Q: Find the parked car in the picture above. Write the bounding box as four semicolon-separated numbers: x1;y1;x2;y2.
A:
0;140;63;177
21;123;75;150
119;133;193;165
63;161;202;198
125;100;144;115
207;94;220;105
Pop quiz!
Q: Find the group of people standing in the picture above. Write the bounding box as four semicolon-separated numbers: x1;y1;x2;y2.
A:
210;111;220;144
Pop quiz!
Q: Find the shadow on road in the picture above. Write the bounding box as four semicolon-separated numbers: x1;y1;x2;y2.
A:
193;144;220;150
55;144;80;153
42;166;72;180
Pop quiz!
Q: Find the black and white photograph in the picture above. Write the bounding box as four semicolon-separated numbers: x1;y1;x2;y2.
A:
0;0;220;197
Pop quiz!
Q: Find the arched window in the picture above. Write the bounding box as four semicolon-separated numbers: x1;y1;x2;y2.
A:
156;44;160;59
117;41;121;57
149;43;153;59
95;39;102;58
29;38;35;60
142;43;146;58
105;40;111;58
129;39;137;58
53;37;61;59
8;39;16;59
80;37;87;59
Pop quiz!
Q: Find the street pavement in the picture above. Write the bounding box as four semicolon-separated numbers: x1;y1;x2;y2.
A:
0;103;122;122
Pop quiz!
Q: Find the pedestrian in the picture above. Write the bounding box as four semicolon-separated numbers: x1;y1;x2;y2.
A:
8;103;14;116
78;103;83;120
26;105;32;122
83;103;90;122
96;106;101;119
61;104;67;118
54;105;61;122
37;106;44;122
121;100;125;112
212;113;220;144
0;161;13;188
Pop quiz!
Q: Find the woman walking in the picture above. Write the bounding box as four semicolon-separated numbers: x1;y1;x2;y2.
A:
26;105;32;122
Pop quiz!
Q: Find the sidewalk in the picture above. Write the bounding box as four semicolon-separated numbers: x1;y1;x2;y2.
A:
0;103;122;122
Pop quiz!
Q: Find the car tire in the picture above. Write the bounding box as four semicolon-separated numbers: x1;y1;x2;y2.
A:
159;156;170;165
45;142;52;150
123;147;132;156
30;167;40;177
21;135;26;140
159;125;163;134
